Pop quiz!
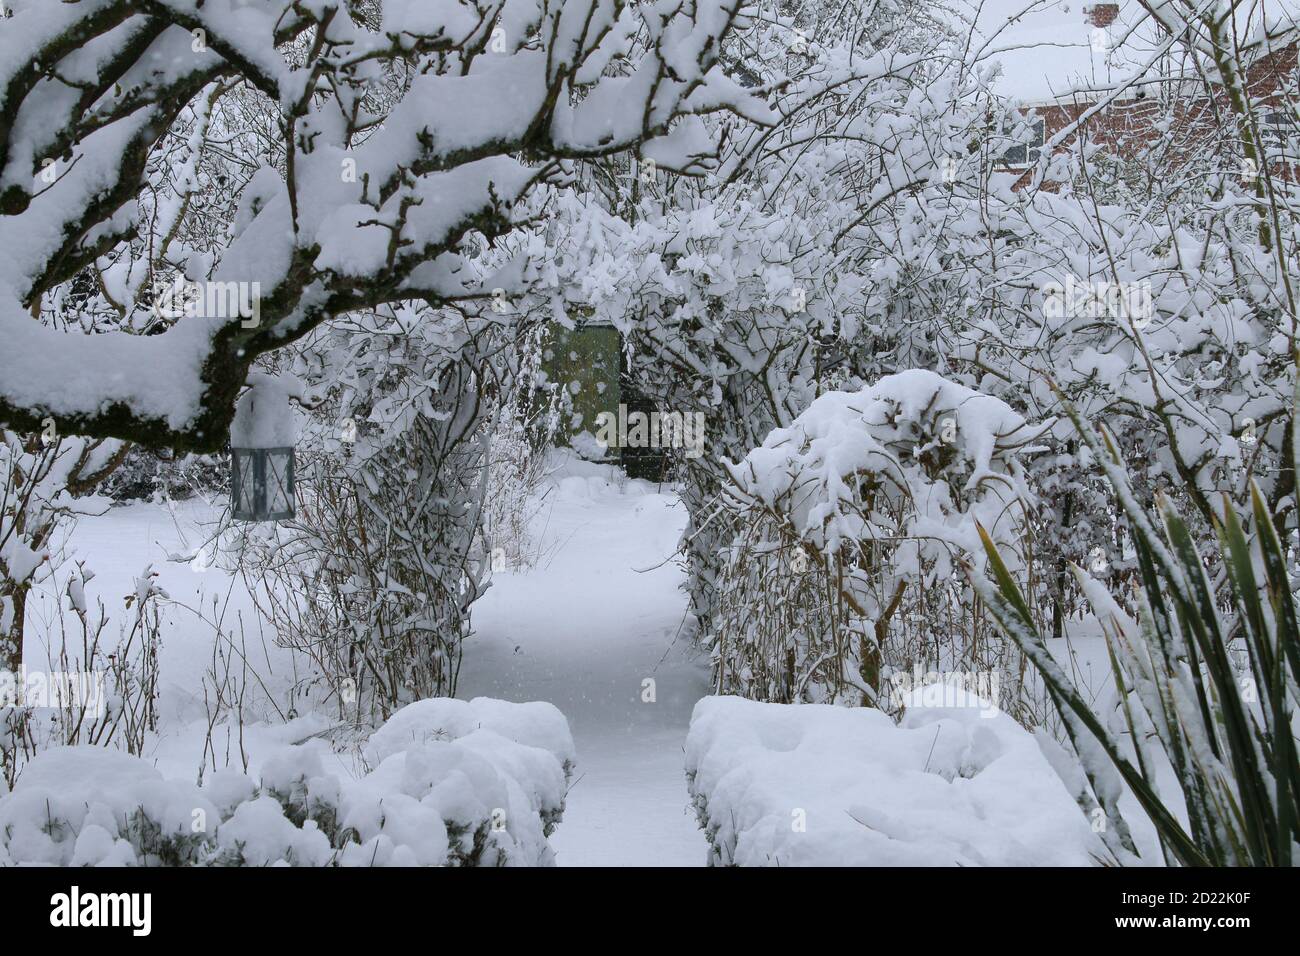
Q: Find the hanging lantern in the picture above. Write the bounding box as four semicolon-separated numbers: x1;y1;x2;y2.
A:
231;445;295;521
229;376;299;521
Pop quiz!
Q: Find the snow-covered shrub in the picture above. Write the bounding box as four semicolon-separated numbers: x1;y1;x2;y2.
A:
715;370;1047;713
0;697;575;867
240;305;514;721
100;448;225;504
684;693;1097;866
483;324;563;573
0;433;131;786
12;564;166;766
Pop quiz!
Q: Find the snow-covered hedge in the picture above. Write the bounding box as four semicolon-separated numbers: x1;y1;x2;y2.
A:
714;370;1048;710
0;698;574;867
685;694;1098;866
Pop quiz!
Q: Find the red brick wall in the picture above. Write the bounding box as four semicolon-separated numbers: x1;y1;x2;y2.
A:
1004;41;1299;187
1085;4;1120;29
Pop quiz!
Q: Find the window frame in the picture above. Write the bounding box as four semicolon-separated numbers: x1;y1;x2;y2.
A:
1000;116;1047;168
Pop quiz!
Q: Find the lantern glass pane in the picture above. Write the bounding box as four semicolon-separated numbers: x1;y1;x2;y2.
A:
231;446;294;521
267;451;290;515
236;451;256;515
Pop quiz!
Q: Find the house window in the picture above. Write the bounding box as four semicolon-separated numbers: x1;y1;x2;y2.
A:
1001;117;1045;167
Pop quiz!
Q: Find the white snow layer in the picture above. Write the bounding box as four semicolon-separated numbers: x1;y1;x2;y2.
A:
0;697;573;867
685;693;1100;866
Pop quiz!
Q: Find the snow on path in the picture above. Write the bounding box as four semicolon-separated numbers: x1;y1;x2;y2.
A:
26;461;712;864
457;466;712;866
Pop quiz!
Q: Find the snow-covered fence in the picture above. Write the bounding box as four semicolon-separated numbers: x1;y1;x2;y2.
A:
684;694;1097;866
715;370;1048;715
0;698;575;867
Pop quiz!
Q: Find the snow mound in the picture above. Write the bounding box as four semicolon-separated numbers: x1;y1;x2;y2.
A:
685;694;1099;866
365;696;574;769
0;698;574;867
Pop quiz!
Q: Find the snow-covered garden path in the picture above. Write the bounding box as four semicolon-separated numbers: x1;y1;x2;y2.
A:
25;461;710;865
458;465;711;866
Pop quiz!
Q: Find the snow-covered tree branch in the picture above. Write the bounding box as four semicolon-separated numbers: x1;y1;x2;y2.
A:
0;0;772;451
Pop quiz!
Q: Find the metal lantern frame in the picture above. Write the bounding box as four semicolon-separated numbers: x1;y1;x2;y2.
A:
231;445;296;521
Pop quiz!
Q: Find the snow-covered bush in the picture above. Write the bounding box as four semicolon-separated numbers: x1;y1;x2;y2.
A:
8;564;166;775
239;306;507;721
0;697;575;867
100;448;225;503
483;323;564;573
684;693;1097;866
715;370;1046;713
0;433;131;785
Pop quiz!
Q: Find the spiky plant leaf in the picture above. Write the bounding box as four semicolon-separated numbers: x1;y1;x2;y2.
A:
971;394;1299;867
